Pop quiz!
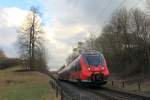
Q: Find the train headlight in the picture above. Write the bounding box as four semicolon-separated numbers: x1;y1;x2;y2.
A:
88;67;90;71
101;67;104;70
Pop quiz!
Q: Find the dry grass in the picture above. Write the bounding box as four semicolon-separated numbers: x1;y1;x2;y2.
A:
0;66;56;100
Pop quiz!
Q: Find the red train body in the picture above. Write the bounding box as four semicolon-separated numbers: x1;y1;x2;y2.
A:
58;51;109;85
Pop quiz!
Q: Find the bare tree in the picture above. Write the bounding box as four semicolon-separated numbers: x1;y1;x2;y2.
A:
17;6;47;70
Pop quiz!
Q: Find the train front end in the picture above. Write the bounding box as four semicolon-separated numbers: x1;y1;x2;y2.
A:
80;52;109;85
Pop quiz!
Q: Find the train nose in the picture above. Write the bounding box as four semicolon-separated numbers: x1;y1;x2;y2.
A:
88;65;105;74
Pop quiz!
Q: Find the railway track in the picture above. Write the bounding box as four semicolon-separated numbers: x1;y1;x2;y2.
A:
62;80;150;100
85;86;150;100
88;87;150;100
42;70;150;100
59;80;109;100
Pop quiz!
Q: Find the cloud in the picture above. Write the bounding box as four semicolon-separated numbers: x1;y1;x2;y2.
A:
43;26;73;67
0;7;27;27
0;7;27;57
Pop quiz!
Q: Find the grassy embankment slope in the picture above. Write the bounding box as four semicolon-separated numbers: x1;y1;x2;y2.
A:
107;74;150;97
0;66;55;100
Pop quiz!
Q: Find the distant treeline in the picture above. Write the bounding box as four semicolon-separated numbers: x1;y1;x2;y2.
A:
0;48;22;69
94;8;150;77
0;58;22;69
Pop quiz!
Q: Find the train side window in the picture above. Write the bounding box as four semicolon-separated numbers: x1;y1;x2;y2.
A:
77;62;80;71
72;61;75;71
75;60;80;71
70;57;81;72
74;67;76;71
78;62;81;71
71;66;74;71
74;61;77;71
72;66;74;71
74;60;77;72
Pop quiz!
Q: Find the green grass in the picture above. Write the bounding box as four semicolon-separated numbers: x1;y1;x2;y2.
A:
0;66;55;100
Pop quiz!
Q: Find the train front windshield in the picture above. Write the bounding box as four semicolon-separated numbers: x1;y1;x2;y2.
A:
84;54;104;67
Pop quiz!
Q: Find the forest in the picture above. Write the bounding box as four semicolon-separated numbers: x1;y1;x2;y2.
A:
94;8;150;78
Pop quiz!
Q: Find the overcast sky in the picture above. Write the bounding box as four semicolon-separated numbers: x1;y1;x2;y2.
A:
0;0;146;70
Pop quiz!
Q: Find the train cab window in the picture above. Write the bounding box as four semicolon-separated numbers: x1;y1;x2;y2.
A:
84;54;103;66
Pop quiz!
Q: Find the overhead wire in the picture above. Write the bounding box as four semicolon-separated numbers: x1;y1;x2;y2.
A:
93;0;144;35
88;0;113;35
93;0;128;34
129;0;144;11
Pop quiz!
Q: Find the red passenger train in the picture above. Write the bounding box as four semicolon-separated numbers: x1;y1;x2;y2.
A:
58;51;109;85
